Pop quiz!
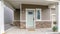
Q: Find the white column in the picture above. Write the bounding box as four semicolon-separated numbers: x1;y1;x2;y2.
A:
20;3;22;21
57;2;60;32
0;1;4;34
20;3;21;28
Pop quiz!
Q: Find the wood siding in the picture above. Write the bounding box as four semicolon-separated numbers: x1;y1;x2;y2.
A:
14;4;51;29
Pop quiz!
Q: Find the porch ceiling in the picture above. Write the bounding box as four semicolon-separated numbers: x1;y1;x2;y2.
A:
4;0;57;9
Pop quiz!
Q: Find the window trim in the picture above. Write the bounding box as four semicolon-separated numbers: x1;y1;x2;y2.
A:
36;8;41;21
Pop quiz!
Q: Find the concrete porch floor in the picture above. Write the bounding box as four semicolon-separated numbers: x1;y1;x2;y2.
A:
5;26;59;34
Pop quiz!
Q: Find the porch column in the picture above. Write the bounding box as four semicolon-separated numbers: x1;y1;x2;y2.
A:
20;3;22;28
56;2;60;32
20;3;22;21
0;1;4;34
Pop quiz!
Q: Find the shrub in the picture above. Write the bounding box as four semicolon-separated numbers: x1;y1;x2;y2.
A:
52;26;57;32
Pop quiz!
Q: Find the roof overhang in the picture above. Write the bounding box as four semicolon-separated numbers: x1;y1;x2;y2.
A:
4;0;58;9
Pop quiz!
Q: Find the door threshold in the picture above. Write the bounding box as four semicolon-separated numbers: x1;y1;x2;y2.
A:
27;28;35;31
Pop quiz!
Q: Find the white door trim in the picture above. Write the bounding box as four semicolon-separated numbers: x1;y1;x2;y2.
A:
26;8;35;28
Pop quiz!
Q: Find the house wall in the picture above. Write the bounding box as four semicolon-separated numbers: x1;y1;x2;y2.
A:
14;9;20;20
51;8;56;14
4;6;13;24
13;9;20;27
20;4;51;29
36;21;51;28
42;9;50;20
4;1;15;11
4;1;14;30
20;4;50;20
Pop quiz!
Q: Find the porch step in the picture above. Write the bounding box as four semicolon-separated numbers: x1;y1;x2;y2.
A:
28;28;35;31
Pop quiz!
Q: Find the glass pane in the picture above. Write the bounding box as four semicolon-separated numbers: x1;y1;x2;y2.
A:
37;10;40;19
28;12;33;14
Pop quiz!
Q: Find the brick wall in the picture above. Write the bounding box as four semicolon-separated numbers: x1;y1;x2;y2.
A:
20;22;26;29
36;21;51;28
19;21;52;29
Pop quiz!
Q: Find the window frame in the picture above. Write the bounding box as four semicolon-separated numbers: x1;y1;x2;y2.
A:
36;8;41;21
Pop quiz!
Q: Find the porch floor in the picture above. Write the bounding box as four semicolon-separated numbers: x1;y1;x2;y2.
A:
5;26;59;34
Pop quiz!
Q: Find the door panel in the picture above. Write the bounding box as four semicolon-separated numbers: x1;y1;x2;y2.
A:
26;9;34;28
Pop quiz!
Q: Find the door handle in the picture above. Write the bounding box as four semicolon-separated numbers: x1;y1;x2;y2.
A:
33;18;34;20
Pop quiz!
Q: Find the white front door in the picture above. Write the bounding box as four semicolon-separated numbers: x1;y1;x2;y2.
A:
26;9;35;28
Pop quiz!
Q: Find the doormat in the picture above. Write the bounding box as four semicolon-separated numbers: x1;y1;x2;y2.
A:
28;28;35;31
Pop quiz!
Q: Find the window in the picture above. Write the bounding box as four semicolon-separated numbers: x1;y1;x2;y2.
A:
37;10;40;19
36;9;41;20
28;12;33;14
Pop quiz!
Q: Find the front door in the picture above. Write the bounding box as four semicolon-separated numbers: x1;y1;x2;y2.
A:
26;9;35;28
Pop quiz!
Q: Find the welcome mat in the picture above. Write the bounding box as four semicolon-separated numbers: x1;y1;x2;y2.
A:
28;28;35;31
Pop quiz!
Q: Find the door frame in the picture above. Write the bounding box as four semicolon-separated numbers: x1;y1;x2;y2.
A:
26;8;35;28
